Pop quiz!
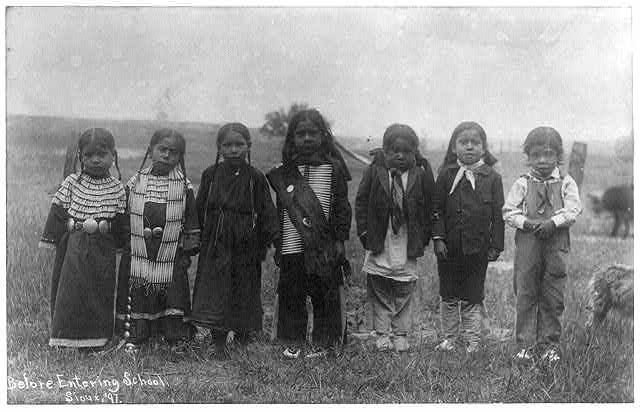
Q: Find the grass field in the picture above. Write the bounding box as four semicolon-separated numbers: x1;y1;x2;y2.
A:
5;114;634;403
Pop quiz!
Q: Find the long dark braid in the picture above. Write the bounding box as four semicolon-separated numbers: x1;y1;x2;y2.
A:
133;149;150;187
179;154;188;194
113;150;122;181
77;146;84;183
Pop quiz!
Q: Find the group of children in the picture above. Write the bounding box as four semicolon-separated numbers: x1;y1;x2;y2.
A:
39;109;582;363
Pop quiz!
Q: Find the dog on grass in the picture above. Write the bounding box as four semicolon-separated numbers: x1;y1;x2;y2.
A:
587;185;633;238
586;264;633;329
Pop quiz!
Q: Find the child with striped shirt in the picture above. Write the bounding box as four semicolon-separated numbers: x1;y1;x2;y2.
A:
266;109;352;358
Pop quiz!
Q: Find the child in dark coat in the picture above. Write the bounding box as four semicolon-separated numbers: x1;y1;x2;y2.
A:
355;124;435;352
266;109;352;358
503;126;581;363
432;121;504;353
190;123;279;357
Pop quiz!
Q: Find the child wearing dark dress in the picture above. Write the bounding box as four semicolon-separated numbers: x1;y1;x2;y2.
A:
40;128;128;349
116;128;200;353
266;109;352;358
355;124;435;352
503;126;582;364
432;121;504;354
190;123;279;358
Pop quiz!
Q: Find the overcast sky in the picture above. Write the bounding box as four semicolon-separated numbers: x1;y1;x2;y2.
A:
6;7;632;143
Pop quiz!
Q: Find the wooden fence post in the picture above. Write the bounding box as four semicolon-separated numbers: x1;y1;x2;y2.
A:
568;142;587;189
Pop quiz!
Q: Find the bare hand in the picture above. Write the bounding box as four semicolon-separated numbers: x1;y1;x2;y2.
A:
335;241;346;259
487;248;500;262
533;219;556;239
523;219;542;232
434;239;448;260
181;255;192;269
226;330;235;345
358;234;367;249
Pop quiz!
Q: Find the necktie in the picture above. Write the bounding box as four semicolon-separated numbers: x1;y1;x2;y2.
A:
390;169;405;234
535;179;554;215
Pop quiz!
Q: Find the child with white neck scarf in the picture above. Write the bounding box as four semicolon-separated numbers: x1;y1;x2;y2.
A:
432;121;504;353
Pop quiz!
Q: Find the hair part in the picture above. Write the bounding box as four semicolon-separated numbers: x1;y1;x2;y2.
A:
523;126;564;161
216;122;252;148
135;128;188;191
216;122;252;167
382;124;420;151
76;127;120;181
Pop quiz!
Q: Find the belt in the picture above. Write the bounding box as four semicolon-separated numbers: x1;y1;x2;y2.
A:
66;218;111;234
143;226;164;240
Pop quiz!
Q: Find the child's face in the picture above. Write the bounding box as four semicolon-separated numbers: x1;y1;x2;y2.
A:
81;141;113;178
454;129;485;165
527;144;559;178
150;136;181;175
219;131;249;166
384;137;416;172
293;120;323;155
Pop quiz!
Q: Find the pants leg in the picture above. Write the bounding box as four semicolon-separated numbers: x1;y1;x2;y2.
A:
277;255;307;342
367;274;394;335
514;231;543;345
460;300;482;345
440;297;460;339
391;279;416;336
309;275;342;346
538;247;568;345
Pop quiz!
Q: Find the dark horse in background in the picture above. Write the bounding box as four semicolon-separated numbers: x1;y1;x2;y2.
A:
588;185;634;238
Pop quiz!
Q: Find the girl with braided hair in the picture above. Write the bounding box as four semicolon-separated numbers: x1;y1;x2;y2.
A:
116;128;200;352
40;128;128;349
190;123;278;358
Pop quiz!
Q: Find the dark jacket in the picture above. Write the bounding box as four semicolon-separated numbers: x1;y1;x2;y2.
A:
432;163;504;256
195;161;279;261
355;156;435;258
266;156;352;277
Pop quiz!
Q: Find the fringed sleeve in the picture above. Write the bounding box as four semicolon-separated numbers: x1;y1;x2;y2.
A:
181;187;201;256
39;203;69;249
195;167;213;232
255;170;279;260
112;183;129;251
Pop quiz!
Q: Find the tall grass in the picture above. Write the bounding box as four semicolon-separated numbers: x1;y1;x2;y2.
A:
6;115;633;403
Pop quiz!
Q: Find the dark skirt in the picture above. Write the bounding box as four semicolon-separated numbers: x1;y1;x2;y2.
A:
115;253;194;343
190;240;263;334
437;253;488;304
50;230;118;348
